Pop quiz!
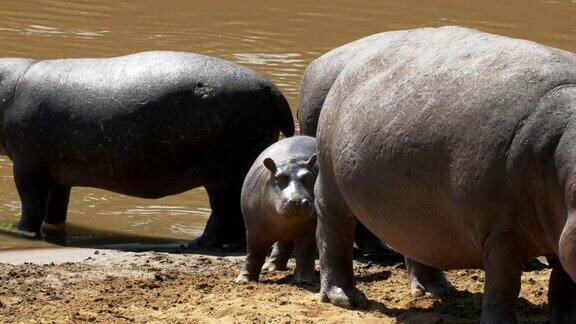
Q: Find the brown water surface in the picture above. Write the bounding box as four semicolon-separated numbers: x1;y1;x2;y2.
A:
0;0;575;250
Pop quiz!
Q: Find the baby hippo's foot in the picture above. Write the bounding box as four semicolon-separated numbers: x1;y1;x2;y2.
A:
262;259;288;272
409;272;455;297
234;271;258;284
263;241;294;272
320;286;367;309
406;258;455;297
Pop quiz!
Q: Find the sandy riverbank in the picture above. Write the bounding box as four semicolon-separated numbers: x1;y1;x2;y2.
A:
0;246;550;323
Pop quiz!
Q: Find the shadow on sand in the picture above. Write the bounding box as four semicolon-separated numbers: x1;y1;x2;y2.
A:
0;222;244;256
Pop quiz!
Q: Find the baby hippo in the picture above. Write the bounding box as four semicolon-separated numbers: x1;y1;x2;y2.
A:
235;136;317;284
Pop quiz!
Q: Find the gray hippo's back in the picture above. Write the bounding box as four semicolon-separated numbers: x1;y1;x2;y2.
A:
3;51;293;197
318;26;576;268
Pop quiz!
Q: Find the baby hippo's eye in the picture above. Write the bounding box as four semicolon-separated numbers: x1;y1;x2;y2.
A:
297;169;315;187
275;173;289;188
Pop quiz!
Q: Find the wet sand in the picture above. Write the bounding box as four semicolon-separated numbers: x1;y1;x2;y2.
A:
0;247;550;323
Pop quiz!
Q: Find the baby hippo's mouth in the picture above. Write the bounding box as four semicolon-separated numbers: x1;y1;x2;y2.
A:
278;198;315;218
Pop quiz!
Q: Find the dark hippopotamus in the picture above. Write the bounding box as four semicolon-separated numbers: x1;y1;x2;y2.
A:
235;136;317;284
0;51;294;247
314;26;576;323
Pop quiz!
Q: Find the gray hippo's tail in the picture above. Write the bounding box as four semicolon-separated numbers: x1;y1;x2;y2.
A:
268;85;295;137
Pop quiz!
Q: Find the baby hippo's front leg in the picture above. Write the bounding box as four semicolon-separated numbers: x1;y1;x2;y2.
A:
234;234;273;284
293;236;317;284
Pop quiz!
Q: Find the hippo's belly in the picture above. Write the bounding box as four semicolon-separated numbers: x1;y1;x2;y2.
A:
351;194;486;269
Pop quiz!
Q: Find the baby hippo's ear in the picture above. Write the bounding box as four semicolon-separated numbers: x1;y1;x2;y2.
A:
263;157;277;173
306;154;317;170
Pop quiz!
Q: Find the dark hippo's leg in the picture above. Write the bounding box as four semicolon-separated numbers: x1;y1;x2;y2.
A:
13;162;51;236
480;233;523;324
354;222;384;254
406;258;455;297
263;241;295;272
316;173;366;308
293;236;316;284
191;176;246;248
44;185;71;224
354;222;403;262
548;255;576;323
234;235;273;283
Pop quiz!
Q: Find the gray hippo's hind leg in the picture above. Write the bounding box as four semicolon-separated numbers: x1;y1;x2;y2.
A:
44;185;71;225
234;235;272;284
480;233;523;324
263;241;295;272
13;162;51;237
406;258;455;297
293;237;317;284
316;175;366;309
190;177;246;249
547;255;576;323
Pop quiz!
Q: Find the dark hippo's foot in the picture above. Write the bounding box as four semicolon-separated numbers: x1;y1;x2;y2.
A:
11;224;42;239
406;258;455;297
187;232;245;250
522;258;550;272
320;286;367;309
189;179;246;250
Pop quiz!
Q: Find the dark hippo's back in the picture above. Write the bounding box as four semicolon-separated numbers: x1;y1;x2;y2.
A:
4;51;292;197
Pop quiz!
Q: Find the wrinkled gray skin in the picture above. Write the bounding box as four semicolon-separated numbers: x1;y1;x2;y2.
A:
0;51;294;248
315;26;576;323
299;32;453;297
235;136;317;284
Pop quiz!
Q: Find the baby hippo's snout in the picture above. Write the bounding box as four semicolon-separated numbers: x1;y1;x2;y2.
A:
280;193;314;218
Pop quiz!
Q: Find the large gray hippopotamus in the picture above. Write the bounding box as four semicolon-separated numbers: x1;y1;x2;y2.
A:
314;26;576;323
0;51;294;247
299;29;452;294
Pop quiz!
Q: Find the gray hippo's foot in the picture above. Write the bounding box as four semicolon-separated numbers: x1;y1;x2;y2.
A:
406;258;455;297
233;271;257;284
320;286;367;309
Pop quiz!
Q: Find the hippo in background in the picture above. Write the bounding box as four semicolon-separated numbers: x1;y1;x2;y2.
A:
0;51;294;248
235;136;317;284
314;26;576;323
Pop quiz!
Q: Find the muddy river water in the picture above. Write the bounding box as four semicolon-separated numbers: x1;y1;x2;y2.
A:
0;0;575;250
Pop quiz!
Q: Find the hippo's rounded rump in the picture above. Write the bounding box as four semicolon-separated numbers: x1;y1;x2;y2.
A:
4;51;292;198
317;26;576;269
